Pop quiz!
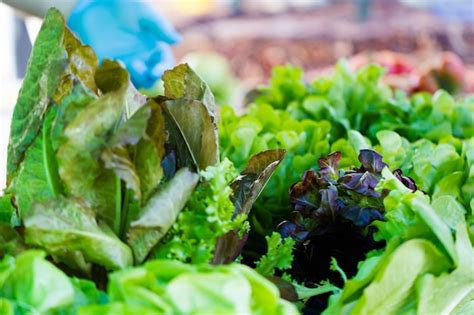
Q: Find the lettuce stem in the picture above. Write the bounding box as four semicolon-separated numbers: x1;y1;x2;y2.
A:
114;176;122;235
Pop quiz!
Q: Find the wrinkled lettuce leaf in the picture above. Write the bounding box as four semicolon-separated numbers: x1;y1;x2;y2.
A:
56;61;133;227
127;168;199;263
162;63;217;117
24;198;133;272
160;65;219;171
133;101;165;203
6;8;96;180
7;109;61;219
164;99;219;170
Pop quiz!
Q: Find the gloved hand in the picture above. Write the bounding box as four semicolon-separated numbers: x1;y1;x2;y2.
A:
68;0;181;88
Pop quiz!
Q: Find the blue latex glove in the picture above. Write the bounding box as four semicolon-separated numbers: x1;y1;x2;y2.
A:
68;0;181;88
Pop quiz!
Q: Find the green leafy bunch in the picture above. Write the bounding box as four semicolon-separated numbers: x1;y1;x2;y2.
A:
324;169;473;314
0;250;298;315
0;8;296;315
219;61;473;236
154;158;245;264
219;57;473;313
0;8;237;275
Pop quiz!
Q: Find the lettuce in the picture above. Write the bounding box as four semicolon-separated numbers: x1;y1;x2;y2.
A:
220;62;473;222
255;232;295;277
153;159;241;264
1;251;298;315
219;63;473;313
0;250;104;314
1;9;257;275
1;7;473;314
219;103;331;236
277;151;416;299
79;259;298;315
323;169;473;314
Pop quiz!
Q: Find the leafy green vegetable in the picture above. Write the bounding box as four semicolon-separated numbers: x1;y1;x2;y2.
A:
0;251;106;314
432;196;466;231
278;150;416;289
219;103;331;226
255;232;295;277
213;149;286;264
134;101;165;203
323;168;473;314
24;198;133;272
56;61;133;227
230;149;286;217
0;250;75;312
0;224;25;258
375;168;457;263
164;99;218;170
220;62;472;240
7;109;61;219
81;259;298;315
2;7;473;314
6;9;87;179
155;159;244;264
127;168;199;263
162;63;217;116
0;195;18;227
416;224;474;314
352;239;449;314
2;7;234;279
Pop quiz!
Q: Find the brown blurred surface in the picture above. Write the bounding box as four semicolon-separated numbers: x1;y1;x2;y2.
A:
173;1;474;86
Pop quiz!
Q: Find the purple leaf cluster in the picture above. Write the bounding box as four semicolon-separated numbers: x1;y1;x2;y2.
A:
277;150;417;310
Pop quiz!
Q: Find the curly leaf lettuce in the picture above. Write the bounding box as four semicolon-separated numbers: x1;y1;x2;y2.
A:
155;159;242;264
255;232;295;277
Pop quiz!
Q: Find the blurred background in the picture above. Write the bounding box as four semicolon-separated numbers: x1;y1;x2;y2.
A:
1;0;474;187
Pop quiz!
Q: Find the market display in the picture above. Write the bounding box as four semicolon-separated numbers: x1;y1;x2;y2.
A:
0;8;473;315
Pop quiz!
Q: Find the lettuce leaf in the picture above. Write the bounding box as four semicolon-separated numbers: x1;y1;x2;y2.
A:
0;250;75;312
0;250;105;314
7;109;61;219
213;150;285;264
80;259;298;315
7;8;101;181
416;223;474;314
127;168;199;263
351;239;450;314
24;198;133;272
255;232;295;277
